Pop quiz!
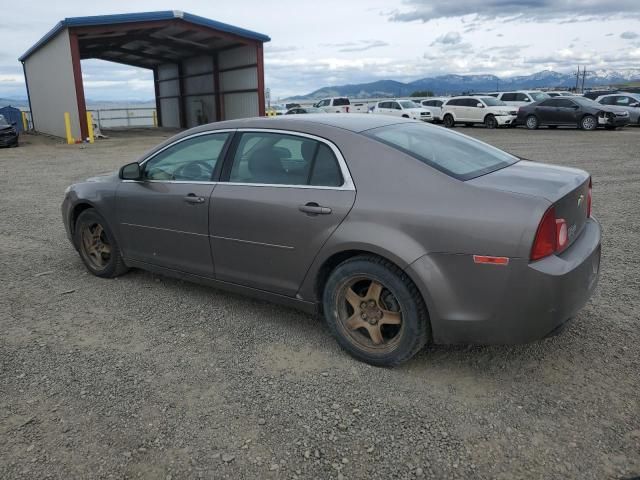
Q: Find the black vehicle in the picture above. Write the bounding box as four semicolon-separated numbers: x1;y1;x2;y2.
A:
284;103;301;110
517;96;630;131
0;114;19;147
285;106;323;114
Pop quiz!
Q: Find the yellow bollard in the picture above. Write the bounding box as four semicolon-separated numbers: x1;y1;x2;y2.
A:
152;110;158;127
86;112;95;144
64;112;74;144
21;111;28;131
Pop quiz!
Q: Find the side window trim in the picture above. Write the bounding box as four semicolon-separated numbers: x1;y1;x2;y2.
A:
219;128;355;191
130;129;237;184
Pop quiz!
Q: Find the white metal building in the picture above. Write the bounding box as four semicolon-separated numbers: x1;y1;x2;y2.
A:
19;11;270;140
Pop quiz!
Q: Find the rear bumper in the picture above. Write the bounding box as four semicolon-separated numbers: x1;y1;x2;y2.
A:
406;217;602;345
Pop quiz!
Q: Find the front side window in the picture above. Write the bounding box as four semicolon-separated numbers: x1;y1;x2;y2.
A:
615;96;632;106
228;132;343;187
501;93;516;102
366;123;518;181
399;101;418;109
143;133;230;181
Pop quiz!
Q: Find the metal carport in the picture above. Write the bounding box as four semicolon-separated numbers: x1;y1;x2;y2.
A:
19;11;270;140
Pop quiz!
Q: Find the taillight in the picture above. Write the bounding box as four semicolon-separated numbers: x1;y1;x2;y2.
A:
587;177;592;217
531;207;569;261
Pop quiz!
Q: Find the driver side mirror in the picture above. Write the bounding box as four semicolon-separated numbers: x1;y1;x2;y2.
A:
120;162;142;180
631;102;640;108
476;103;484;108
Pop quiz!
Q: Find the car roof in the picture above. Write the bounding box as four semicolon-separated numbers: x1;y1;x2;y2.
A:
198;113;414;133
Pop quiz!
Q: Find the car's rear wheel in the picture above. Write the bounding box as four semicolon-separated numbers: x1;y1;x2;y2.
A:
484;114;497;129
75;209;128;278
581;114;597;131
526;115;539;130
443;114;455;128
322;256;430;367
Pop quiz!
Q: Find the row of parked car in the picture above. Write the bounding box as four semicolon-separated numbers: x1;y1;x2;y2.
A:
275;90;640;131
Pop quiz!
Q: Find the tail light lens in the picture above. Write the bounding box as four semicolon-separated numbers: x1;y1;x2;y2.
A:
531;207;569;261
587;177;592;217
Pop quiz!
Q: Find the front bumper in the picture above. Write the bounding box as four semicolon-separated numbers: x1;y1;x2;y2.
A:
495;115;517;126
598;114;629;127
0;133;18;146
406;217;602;345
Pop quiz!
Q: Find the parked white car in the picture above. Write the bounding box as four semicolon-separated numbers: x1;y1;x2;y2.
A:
546;91;576;97
313;97;368;113
495;91;550;107
371;100;433;122
441;96;517;128
418;97;448;122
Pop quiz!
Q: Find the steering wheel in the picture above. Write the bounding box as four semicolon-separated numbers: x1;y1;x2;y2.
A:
173;160;213;181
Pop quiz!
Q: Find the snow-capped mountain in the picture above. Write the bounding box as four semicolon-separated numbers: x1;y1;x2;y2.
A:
289;69;640;100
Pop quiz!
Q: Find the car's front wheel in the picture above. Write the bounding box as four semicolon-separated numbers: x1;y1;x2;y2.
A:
484;114;498;129
322;256;430;367
74;209;128;278
526;115;539;130
443;114;455;128
581;114;597;131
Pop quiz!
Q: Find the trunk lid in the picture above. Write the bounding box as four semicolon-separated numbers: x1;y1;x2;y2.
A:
469;160;591;249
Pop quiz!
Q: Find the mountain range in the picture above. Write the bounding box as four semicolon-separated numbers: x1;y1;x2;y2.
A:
288;69;640;100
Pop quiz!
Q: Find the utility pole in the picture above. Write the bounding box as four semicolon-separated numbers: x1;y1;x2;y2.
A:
575;66;581;92
581;67;588;93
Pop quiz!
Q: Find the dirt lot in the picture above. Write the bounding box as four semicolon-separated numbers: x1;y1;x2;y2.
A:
1;125;639;480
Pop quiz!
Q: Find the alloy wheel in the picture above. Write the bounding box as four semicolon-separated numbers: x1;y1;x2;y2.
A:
80;222;111;269
582;116;596;130
336;276;404;353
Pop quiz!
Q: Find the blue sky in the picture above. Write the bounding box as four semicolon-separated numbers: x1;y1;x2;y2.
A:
1;0;639;101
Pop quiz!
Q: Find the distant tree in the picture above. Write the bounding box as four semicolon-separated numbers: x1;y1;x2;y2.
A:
410;90;434;97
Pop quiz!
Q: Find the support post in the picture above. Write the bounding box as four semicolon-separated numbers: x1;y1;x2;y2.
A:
256;43;266;116
64;112;74;144
21;111;28;131
69;31;89;140
86;112;95;143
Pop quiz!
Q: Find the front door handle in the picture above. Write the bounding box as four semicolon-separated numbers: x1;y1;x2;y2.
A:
184;194;205;204
299;202;332;215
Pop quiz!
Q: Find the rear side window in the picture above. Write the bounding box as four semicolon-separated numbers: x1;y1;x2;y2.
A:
366;123;518;181
333;98;350;106
501;93;516;101
227;132;343;187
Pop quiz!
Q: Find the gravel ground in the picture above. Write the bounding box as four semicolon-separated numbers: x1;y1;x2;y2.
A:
1;125;639;480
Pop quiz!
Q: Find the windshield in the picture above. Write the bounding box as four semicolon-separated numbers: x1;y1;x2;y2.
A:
366;123;518;180
0;115;8;126
399;101;419;109
481;97;506;106
529;92;550;101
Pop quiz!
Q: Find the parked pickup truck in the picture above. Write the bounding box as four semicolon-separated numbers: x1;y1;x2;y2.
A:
313;97;368;113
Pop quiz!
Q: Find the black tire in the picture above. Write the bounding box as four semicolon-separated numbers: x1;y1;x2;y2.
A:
548;125;558;129
484;114;497;129
525;115;539;130
74;209;128;278
581;114;597;131
443;114;455;128
322;255;430;367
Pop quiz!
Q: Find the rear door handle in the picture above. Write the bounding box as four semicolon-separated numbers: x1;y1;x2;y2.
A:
299;202;332;215
184;194;205;204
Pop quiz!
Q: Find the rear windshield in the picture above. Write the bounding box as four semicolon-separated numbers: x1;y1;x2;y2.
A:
399;101;419;108
529;92;550;101
333;98;350;106
365;123;518;180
